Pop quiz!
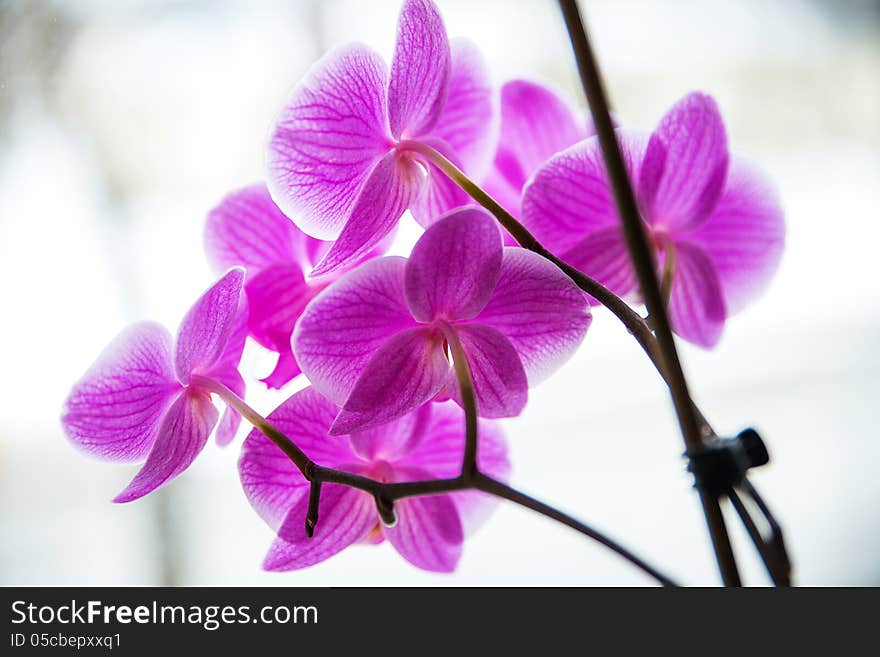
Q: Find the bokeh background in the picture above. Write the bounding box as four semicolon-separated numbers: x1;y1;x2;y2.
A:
1;0;878;586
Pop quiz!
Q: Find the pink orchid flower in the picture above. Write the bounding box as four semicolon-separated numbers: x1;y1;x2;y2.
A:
204;183;390;390
62;269;247;502
266;0;496;276
293;207;591;435
239;387;510;572
483;79;594;224
522;92;785;347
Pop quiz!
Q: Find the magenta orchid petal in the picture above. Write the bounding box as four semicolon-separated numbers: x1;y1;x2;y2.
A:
239;388;358;529
311;151;423;276
690;158;785;314
293;257;417;406
404;207;503;322
381;475;464;573
447;323;528;419
407;138;472;228
244;263;310;353
640;92;729;232
349;403;432;463
482;167;523;221
388;0;450;140
394;402;510;535
263;484;376;571
521;130;647;256
430;38;498;179
666;242;726;348
174;268;244;383
260;351;301;391
476;248;591;384
113;390;218;503
267;44;391;240
204;184;313;274
62;322;179;463
560;226;638;304
330;327;448;435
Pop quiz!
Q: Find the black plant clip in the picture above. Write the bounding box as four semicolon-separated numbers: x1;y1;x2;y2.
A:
686;428;792;586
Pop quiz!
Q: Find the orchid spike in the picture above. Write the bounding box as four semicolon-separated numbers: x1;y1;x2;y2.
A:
204;183;390;389
522;91;785;347
239;387;510;572
293;207;591;434
62;269;248;502
483;80;594;227
266;0;497;275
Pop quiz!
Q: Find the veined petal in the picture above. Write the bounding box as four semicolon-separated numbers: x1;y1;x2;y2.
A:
404;207;503;322
311;151;423;276
114;390;218;503
388;0;451;140
640;92;729;232
267;44;391;240
690;158;785;314
447;323;527;418
239;387;357;529
521;130;647;256
429;38;498;179
349;402;432;463
174;268;245;383
381;474;464;573
263;484;376;571
394;402;510;535
62;322;179;462
667;241;726;348
476;248;591;384
260;351;302;391
293;257;417;407
407;138;472;229
204;183;322;275
559;225;638;304
331;327;449;435
494;79;588;191
244;263;312;352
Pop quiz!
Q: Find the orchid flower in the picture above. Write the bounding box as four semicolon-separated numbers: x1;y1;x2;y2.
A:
293;206;591;434
239;387;510;572
483;79;593;224
522;92;785;347
62;269;247;502
204;183;389;389
266;0;496;276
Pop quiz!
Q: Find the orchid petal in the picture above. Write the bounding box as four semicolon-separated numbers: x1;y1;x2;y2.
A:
244;263;312;353
349;403;432;462
381;474;463;572
447;323;527;418
690;158;785;314
113;390;218;503
263;484;376;571
212;369;244;447
521;130;646;256
267;44;391;240
330;327;448;435
388;0;450;140
239;387;357;529
476;248;591;384
407;138;472;228
404;207;503;322
430;38;498;179
293;257;417;407
204;183;318;275
495;80;588;191
394;402;510;535
559;225;638;304
62;322;179;463
174;268;244;383
667;241;726;348
640;92;729;232
311;151;423;276
260;351;302;391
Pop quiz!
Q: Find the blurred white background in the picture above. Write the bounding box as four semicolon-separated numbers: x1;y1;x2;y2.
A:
1;0;878;586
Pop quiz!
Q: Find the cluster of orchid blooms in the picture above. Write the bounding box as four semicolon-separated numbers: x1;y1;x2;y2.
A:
62;0;784;575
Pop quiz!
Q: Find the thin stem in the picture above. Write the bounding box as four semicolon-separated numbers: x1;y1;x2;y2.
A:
557;0;740;585
194;376;676;586
442;324;479;478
